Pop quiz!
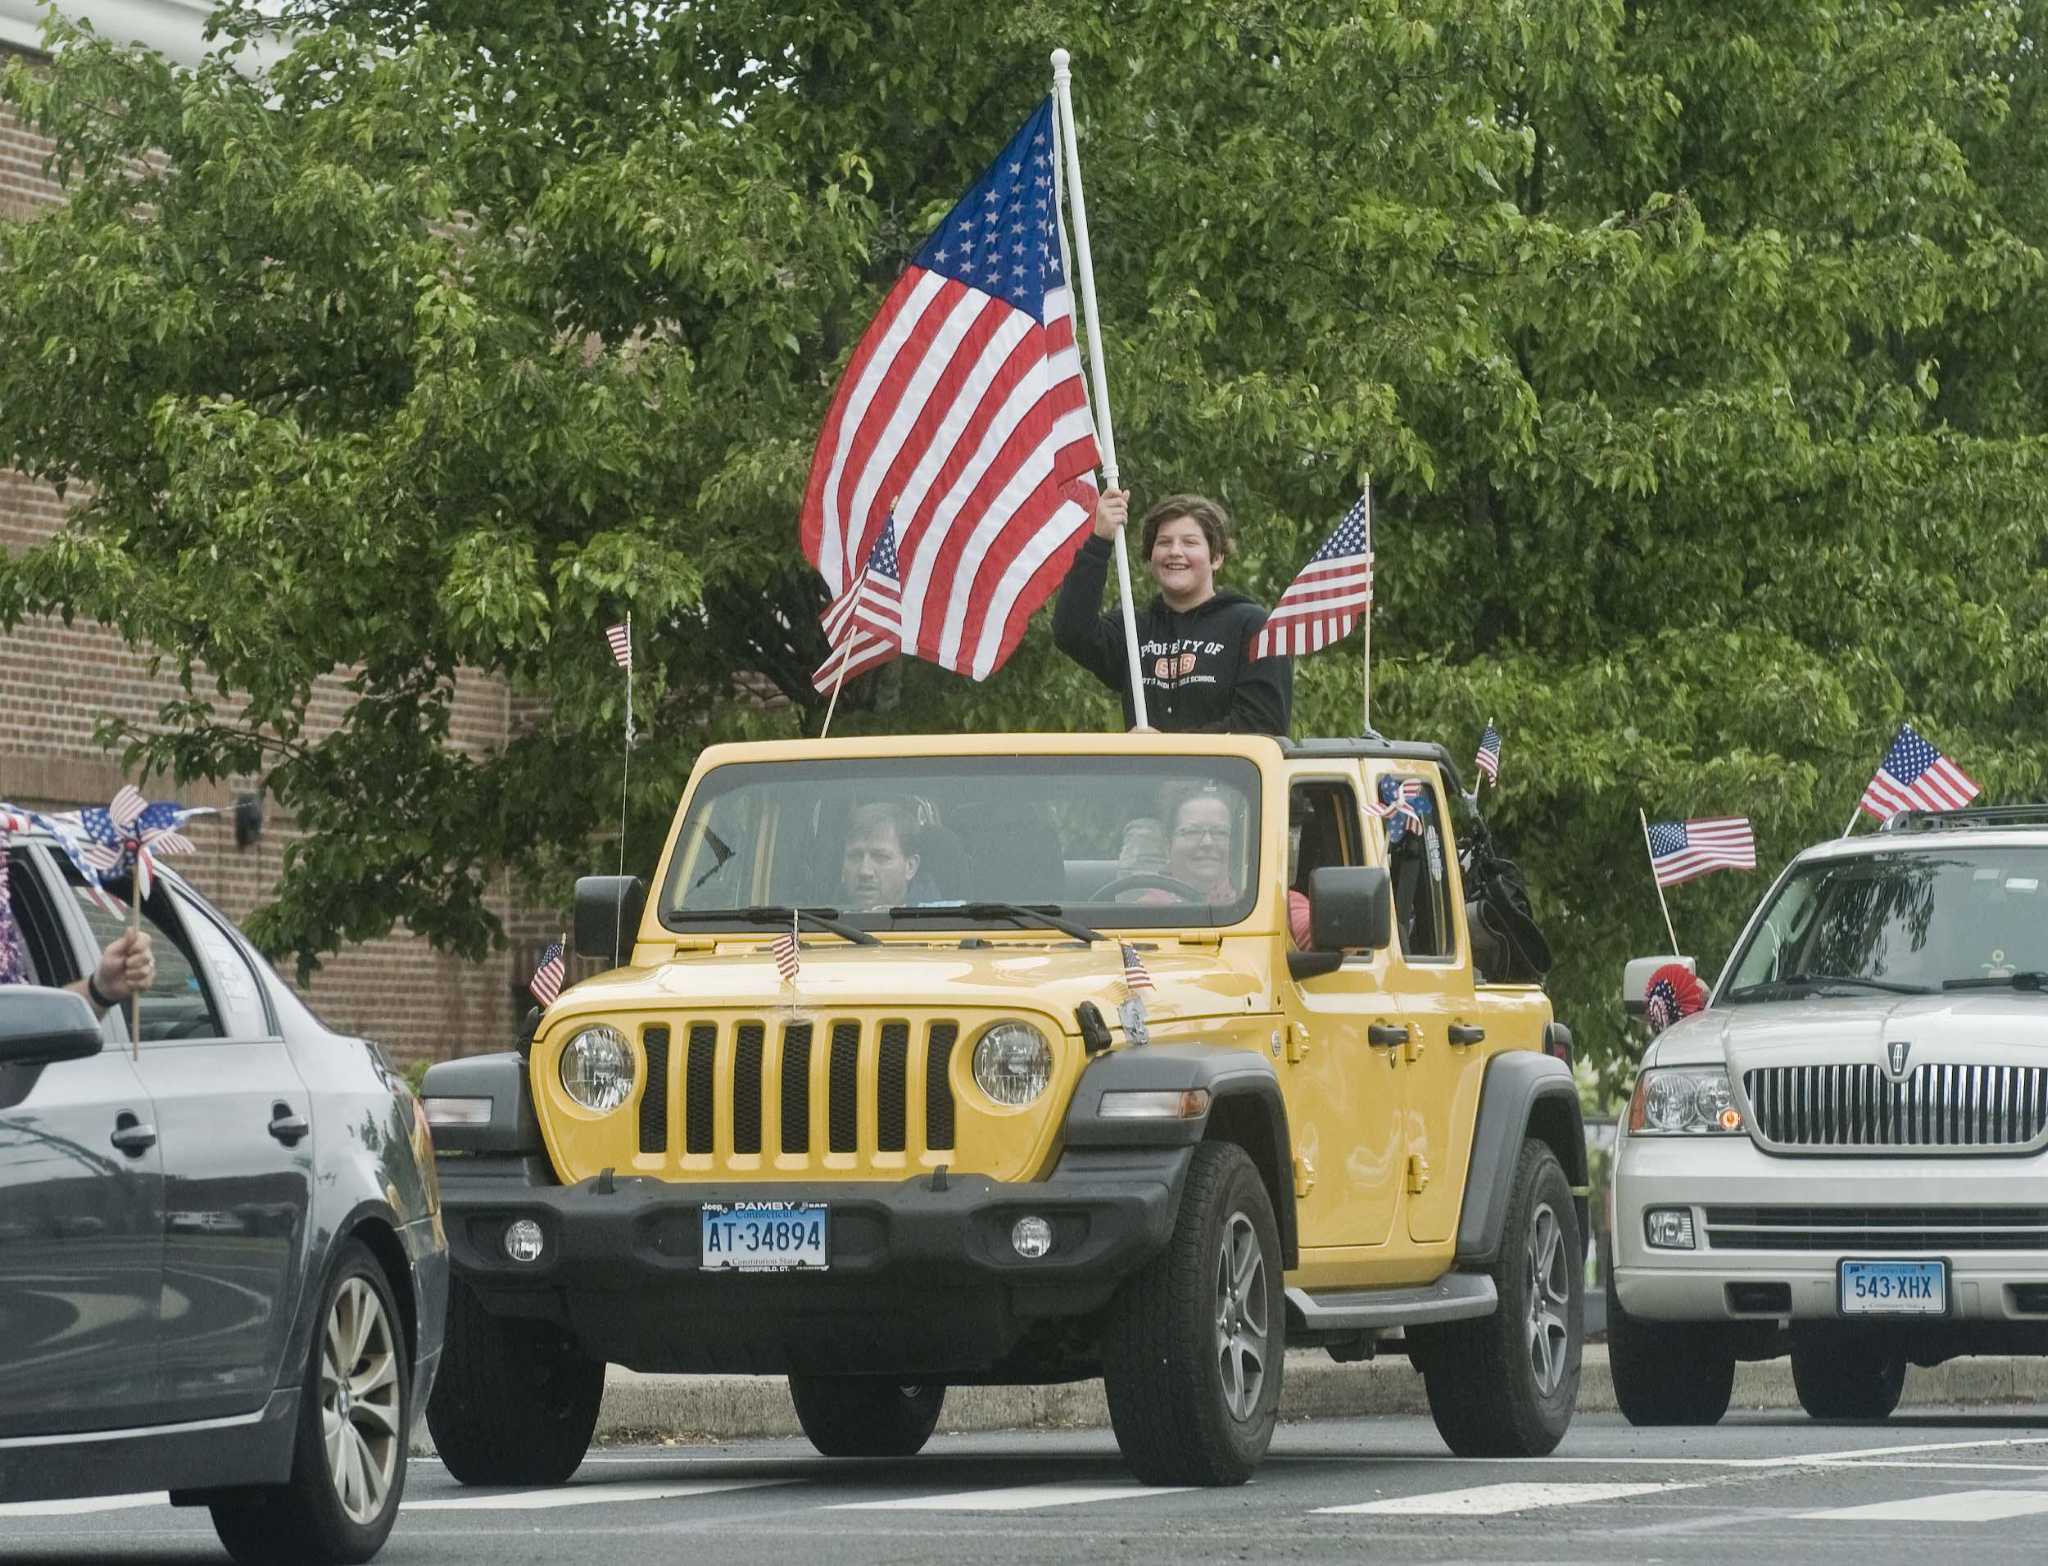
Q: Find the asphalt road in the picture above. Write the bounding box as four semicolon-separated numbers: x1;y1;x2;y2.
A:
10;1410;2048;1565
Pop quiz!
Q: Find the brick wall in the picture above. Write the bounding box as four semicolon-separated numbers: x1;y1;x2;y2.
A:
2;59;560;1064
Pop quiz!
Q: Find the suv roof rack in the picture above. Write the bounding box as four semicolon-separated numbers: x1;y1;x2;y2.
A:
1877;804;2048;833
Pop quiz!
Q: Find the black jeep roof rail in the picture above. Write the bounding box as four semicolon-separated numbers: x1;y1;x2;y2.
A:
1282;737;1466;797
1877;804;2048;833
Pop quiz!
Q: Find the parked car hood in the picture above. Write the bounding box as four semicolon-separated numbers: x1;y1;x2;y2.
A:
1648;992;2048;1071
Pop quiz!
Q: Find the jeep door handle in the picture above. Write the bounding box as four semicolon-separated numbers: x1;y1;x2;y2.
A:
1367;1022;1410;1048
1448;1023;1486;1046
110;1117;157;1156
268;1104;310;1146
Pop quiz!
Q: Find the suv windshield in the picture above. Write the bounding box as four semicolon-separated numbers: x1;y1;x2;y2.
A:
1721;846;2048;1001
660;755;1262;932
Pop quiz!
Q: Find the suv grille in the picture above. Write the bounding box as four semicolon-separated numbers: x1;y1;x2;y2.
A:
1744;1063;2048;1151
1705;1205;2048;1251
652;1016;962;1170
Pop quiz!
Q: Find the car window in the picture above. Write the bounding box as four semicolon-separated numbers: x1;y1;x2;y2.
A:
4;844;70;987
1381;772;1457;963
178;894;273;1038
56;869;225;1043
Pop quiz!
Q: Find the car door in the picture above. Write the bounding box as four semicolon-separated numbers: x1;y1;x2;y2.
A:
1281;771;1415;1288
56;869;314;1422
0;841;165;1436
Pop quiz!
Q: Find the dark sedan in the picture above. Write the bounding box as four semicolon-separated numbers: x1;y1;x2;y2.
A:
0;827;447;1564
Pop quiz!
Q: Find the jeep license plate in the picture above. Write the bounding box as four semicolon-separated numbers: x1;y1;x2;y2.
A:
700;1201;829;1273
1839;1259;1946;1315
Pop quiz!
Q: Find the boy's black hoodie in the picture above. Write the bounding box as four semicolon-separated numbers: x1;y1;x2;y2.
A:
1052;535;1292;734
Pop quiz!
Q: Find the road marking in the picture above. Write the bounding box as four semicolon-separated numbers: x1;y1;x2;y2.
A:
1317;1481;1685;1516
0;1492;170;1518
403;1478;790;1511
1800;1488;2048;1523
833;1481;1192;1512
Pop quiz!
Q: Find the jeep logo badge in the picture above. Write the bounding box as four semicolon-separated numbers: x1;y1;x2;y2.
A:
1886;1039;1913;1078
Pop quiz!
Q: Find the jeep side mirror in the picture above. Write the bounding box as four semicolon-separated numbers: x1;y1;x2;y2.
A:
574;875;648;965
1306;866;1393;953
1622;953;1695;1017
0;986;104;1067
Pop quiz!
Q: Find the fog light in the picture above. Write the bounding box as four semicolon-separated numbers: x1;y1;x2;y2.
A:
1645;1208;1696;1250
504;1218;545;1263
1011;1215;1054;1259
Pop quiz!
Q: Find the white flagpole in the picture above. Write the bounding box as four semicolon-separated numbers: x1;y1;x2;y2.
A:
1639;808;1682;956
1051;48;1149;731
1361;478;1374;736
614;614;632;966
819;643;851;739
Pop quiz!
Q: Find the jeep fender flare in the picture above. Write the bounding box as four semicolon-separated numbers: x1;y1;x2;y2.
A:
1454;1049;1587;1269
1059;1045;1298;1270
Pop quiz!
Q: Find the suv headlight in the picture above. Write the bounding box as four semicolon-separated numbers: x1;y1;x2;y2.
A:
1628;1066;1744;1135
559;1025;635;1112
971;1021;1054;1107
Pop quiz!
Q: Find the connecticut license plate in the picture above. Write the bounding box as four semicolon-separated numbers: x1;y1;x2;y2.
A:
700;1201;829;1273
1839;1258;1947;1315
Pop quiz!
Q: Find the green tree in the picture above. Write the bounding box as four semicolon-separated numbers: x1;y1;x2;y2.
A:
3;1;2044;1083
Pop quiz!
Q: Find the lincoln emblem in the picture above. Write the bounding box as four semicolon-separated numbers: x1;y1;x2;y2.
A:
1887;1039;1912;1077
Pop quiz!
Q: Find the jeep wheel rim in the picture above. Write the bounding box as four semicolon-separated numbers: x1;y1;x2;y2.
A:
1214;1212;1269;1421
322;1277;402;1525
1524;1202;1571;1396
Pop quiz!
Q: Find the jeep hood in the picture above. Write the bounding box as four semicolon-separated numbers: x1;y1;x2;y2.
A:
544;939;1268;1030
1649;992;2048;1072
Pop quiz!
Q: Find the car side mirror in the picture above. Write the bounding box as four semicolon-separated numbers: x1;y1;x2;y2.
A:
574;875;647;965
1294;863;1393;965
1622;953;1695;1017
0;986;104;1067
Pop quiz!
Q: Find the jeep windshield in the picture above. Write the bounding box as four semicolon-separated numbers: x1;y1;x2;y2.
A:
1721;847;2048;1002
659;754;1262;933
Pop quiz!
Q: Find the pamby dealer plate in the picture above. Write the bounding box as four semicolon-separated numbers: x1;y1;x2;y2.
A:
701;1200;829;1272
1839;1258;1947;1316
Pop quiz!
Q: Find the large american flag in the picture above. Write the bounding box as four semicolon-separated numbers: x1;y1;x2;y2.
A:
1859;724;1981;820
800;98;1100;683
1647;817;1757;888
1249;492;1374;660
812;513;905;692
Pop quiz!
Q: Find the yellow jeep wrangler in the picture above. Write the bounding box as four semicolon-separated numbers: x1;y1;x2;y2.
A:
422;733;1585;1487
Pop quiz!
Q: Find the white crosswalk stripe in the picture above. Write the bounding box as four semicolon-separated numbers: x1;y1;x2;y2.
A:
1799;1489;2048;1523
0;1491;171;1518
1318;1481;1686;1516
403;1478;791;1511
833;1480;1192;1511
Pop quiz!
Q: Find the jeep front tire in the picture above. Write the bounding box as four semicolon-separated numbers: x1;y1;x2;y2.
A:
1102;1140;1285;1486
1420;1139;1581;1457
428;1278;606;1485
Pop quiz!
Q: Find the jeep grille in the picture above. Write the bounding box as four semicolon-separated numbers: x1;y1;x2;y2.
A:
638;1016;960;1167
1744;1062;2048;1152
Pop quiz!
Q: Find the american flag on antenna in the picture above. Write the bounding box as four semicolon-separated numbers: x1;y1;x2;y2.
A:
529;939;566;1007
605;622;632;670
799;97;1100;683
1474;722;1502;784
1249;492;1374;660
1119;941;1154;993
1647;817;1757;888
812;513;905;692
1858;724;1980;820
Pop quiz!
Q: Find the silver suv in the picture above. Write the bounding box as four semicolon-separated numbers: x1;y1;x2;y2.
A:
1608;807;2048;1424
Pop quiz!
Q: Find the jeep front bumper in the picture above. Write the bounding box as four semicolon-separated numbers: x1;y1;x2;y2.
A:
437;1148;1189;1376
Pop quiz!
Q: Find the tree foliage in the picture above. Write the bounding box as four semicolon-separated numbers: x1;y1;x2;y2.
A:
2;1;2045;1081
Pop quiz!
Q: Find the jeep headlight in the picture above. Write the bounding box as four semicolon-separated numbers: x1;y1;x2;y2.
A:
559;1025;635;1112
971;1021;1053;1107
1628;1066;1744;1135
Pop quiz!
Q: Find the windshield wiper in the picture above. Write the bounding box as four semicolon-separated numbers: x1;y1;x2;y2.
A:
1943;971;2048;992
886;902;1103;944
668;905;880;947
1733;972;1935;999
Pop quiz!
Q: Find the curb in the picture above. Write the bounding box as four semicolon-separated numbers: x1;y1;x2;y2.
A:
574;1346;2048;1446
